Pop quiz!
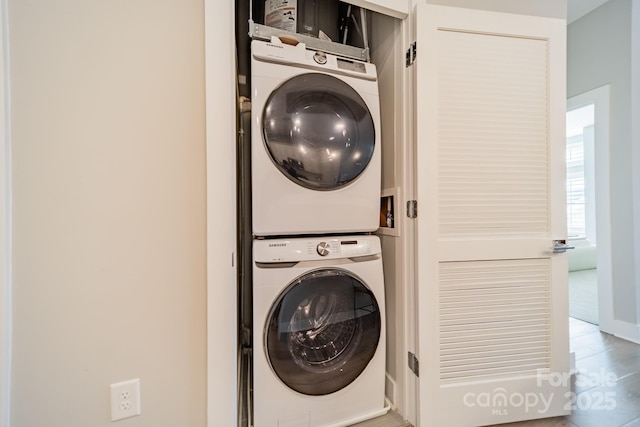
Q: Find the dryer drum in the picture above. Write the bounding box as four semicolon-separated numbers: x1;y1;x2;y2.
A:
262;73;375;191
265;268;381;396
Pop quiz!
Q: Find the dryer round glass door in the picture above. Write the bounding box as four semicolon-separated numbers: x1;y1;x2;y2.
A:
262;73;375;191
265;268;381;396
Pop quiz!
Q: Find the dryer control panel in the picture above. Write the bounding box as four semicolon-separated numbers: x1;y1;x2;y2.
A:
254;235;380;263
252;39;377;81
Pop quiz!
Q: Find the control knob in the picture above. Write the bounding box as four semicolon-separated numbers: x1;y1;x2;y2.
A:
316;242;330;256
313;51;328;65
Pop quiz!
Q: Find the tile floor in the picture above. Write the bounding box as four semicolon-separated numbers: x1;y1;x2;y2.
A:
246;317;640;427
351;410;411;427
359;318;640;427
486;317;640;427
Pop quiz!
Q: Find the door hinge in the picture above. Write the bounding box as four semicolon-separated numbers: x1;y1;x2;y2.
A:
408;352;420;377
405;41;417;67
407;200;417;219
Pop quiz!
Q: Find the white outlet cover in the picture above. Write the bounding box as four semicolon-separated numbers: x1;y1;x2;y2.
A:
110;378;141;421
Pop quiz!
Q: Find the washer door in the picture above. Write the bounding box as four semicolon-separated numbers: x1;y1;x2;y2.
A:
262;73;375;191
265;268;381;396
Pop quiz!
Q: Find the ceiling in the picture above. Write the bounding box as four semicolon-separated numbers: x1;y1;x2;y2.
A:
567;0;610;23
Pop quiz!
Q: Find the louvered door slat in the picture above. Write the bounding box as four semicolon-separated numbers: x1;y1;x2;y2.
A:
439;259;551;382
438;30;549;237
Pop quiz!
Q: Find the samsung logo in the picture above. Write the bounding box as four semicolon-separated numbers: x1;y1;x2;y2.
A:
268;243;287;247
266;43;284;49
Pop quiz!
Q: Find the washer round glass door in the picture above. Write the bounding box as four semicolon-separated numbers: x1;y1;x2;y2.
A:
265;268;381;395
262;73;375;190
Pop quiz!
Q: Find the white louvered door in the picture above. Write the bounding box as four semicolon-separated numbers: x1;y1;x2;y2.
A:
414;4;569;426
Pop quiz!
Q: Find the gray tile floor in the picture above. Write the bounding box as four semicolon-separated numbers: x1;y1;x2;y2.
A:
488;318;640;427
245;316;640;427
359;318;640;427
350;410;411;427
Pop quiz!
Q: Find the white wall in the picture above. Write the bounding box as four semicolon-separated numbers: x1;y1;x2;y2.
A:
568;0;637;325
9;1;208;425
632;0;640;331
424;0;566;19
370;10;407;414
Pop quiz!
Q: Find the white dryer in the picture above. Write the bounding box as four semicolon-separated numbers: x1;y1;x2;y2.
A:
251;39;381;236
252;235;387;427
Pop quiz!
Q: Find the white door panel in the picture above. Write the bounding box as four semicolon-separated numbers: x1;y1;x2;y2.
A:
415;4;569;426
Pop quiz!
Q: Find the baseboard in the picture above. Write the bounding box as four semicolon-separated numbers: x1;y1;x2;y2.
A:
569;351;577;375
385;373;397;407
614;320;640;344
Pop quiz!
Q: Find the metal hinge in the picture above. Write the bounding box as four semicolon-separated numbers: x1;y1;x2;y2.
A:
407;200;417;219
405;41;417;67
408;352;420;377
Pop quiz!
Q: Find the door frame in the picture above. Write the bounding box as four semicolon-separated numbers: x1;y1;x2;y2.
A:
204;0;237;426
567;85;614;334
401;4;418;426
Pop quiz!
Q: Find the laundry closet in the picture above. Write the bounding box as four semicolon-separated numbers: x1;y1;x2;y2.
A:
226;1;570;426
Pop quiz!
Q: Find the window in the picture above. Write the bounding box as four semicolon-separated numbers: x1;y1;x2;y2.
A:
566;104;594;239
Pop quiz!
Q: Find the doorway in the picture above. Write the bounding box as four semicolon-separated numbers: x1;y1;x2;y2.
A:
566;103;598;324
566;85;614;333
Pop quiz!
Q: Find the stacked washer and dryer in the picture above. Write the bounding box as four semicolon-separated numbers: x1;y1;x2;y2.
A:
250;38;387;427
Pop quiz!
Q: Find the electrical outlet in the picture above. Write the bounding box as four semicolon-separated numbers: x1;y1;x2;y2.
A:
110;378;141;421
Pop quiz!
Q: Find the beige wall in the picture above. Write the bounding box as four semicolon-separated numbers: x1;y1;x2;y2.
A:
0;1;8;424
9;1;208;425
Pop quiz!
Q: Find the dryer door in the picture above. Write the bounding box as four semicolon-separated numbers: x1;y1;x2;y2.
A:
262;73;375;191
265;268;381;395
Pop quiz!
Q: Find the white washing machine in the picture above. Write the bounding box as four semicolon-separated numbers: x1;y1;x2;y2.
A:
252;235;387;427
251;39;382;236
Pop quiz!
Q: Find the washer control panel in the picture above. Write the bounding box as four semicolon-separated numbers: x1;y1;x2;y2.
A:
254;236;380;263
308;239;369;258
